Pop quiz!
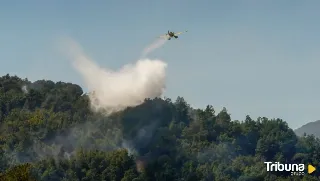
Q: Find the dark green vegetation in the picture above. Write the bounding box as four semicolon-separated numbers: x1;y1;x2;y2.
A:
295;120;320;138
0;74;320;181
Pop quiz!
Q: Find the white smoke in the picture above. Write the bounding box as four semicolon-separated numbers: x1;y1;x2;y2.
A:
21;85;28;94
141;38;167;58
62;38;167;114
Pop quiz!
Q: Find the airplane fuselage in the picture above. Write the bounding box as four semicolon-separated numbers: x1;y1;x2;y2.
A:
168;32;174;37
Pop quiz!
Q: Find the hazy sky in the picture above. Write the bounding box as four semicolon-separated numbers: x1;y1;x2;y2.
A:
0;0;319;129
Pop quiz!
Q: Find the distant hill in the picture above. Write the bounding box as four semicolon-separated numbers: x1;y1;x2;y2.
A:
295;120;320;138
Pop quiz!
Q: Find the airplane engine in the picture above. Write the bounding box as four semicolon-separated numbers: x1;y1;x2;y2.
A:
174;35;178;38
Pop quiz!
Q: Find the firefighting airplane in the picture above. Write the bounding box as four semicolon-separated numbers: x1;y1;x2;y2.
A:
158;30;188;40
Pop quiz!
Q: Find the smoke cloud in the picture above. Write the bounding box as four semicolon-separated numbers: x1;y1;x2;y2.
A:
63;38;167;114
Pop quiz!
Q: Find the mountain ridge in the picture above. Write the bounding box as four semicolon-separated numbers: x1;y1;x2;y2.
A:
294;120;320;138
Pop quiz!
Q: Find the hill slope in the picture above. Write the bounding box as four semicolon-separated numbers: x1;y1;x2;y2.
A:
0;74;320;181
295;120;320;138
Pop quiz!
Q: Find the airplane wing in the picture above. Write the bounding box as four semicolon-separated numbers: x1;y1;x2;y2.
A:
174;30;188;36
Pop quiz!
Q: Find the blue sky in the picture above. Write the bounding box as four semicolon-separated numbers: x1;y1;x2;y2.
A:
0;0;319;129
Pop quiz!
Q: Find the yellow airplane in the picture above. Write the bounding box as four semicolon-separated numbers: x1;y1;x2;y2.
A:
159;30;188;40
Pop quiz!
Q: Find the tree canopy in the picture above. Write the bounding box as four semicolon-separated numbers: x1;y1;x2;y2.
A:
0;74;319;181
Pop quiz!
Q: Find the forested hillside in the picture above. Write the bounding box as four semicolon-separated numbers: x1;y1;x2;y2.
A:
0;74;319;181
